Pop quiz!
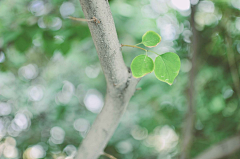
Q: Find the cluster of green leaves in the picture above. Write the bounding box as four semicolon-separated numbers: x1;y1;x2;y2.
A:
130;31;181;85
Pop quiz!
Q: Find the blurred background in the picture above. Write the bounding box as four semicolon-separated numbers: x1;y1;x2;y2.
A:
0;0;240;158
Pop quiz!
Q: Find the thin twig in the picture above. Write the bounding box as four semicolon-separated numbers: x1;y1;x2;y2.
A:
136;87;142;90
102;152;117;159
68;16;100;23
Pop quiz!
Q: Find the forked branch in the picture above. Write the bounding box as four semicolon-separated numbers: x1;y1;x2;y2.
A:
75;0;139;159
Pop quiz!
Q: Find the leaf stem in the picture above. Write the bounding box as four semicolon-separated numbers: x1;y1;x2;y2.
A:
148;50;160;55
121;44;160;56
121;44;147;51
135;42;143;46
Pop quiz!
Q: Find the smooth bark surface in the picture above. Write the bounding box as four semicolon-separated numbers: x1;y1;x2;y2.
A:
75;0;139;159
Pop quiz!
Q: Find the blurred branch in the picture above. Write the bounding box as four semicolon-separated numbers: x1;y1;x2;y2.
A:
75;0;139;159
226;36;240;101
193;134;240;159
180;5;198;159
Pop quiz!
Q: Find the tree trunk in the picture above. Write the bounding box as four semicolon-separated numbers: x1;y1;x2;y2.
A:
75;0;139;158
180;5;198;159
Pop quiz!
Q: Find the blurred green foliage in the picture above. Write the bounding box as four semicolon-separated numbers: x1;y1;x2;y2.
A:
0;0;240;159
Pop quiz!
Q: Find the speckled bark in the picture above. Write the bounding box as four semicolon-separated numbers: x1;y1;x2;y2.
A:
75;0;139;159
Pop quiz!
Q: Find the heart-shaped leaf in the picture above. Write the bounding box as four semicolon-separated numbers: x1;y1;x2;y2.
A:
142;31;161;48
131;55;154;78
154;52;180;85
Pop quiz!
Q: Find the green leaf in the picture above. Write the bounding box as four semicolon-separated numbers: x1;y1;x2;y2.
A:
154;52;181;85
142;31;161;48
131;55;154;78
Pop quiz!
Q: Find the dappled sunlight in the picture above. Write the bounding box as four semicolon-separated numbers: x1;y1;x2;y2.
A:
171;0;190;11
144;126;178;153
60;2;75;18
0;0;240;158
84;89;104;114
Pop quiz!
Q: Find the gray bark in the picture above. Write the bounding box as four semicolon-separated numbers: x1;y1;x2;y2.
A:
75;0;139;158
193;135;240;159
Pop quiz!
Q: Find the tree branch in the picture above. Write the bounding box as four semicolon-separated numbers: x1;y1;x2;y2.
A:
226;36;240;101
180;5;198;159
75;0;139;158
193;134;240;159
